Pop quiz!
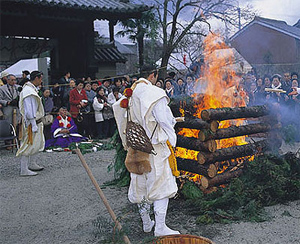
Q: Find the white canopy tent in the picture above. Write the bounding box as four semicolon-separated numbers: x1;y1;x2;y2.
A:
3;57;50;86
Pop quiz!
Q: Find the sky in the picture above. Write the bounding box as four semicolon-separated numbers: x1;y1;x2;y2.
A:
239;0;300;25
94;0;300;43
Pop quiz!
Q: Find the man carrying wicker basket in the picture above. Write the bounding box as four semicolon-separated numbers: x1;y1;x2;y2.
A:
113;65;180;237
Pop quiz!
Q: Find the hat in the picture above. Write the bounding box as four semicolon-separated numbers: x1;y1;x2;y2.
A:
0;72;9;79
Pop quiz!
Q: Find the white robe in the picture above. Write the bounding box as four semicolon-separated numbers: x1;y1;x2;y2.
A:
113;78;178;203
16;82;45;156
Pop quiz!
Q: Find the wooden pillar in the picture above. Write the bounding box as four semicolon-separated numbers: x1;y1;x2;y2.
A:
109;20;117;42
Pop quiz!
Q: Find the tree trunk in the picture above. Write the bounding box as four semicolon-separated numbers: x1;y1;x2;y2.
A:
201;105;270;121
176;117;219;132
160;48;173;78
177;135;217;152
198;123;271;141
137;26;144;69
201;169;243;189
176;158;217;178
197;140;268;164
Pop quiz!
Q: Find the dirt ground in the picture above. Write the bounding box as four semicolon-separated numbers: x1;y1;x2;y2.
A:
0;144;300;244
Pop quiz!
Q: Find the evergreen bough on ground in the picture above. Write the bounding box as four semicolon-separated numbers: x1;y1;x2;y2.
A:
181;153;300;224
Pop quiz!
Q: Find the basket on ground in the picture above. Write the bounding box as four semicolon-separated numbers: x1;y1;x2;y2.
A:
153;234;215;244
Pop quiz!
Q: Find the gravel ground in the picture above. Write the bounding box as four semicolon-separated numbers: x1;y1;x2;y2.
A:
0;144;300;244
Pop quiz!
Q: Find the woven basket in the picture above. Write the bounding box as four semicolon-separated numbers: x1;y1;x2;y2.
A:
153;234;215;244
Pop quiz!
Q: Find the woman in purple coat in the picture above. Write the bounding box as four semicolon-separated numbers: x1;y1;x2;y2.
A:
45;107;86;148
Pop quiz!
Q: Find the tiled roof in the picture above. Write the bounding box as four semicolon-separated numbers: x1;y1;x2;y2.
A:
94;45;127;63
4;0;150;13
230;16;300;41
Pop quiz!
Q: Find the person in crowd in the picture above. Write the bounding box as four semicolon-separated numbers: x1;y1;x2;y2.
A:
113;64;180;237
62;78;76;109
254;77;265;105
51;79;64;109
54;71;71;106
69;79;88;135
165;73;180;96
91;81;99;93
281;72;292;103
282;72;291;92
288;79;300;141
108;87;122;105
102;77;112;97
243;73;255;94
131;76;138;84
189;57;203;78
0;103;3;119
269;74;284;104
43;89;54;114
263;75;272;102
93;87;107;139
60;71;71;84
287;79;300;108
84;82;96;138
19;70;30;86
16;71;45;176
0;71;9;86
45;107;86;148
185;74;195;96
291;72;298;80
122;75;131;88
248;82;257;106
165;80;175;98
264;75;272;88
177;78;186;95
222;79;249;108
0;74;21;125
106;87;121;137
0;74;22;149
155;80;164;88
112;77;125;94
42;89;54;140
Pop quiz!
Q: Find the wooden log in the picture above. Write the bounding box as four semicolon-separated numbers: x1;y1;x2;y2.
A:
177;157;218;178
177;135;217;152
201;105;270;121
169;95;199;117
201;169;243;189
197;140;268;164
198;123;271;142
176;117;219;132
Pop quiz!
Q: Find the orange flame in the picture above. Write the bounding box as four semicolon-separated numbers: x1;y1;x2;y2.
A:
176;33;253;185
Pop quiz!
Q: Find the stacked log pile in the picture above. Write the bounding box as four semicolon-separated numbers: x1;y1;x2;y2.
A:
174;105;280;189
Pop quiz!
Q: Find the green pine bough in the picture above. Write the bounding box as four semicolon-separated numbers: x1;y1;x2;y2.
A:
180;153;300;224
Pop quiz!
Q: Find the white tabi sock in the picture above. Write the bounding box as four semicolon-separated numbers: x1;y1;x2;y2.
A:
20;156;37;176
153;198;180;236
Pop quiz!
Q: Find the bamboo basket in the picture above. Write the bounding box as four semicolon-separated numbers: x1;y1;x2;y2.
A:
153;234;215;244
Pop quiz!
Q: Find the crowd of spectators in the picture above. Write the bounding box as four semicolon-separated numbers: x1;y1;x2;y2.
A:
1;68;300;147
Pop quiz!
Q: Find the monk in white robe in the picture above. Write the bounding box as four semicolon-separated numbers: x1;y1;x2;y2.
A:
113;65;180;237
16;71;45;176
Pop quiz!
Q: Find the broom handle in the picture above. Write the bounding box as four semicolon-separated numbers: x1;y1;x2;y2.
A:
74;148;131;244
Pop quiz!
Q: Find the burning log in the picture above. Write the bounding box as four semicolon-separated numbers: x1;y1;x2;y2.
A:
177;158;217;178
201;169;243;189
169;95;201;117
201;105;270;121
176;117;219;132
198;123;272;142
177;135;217;152
197;140;268;165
